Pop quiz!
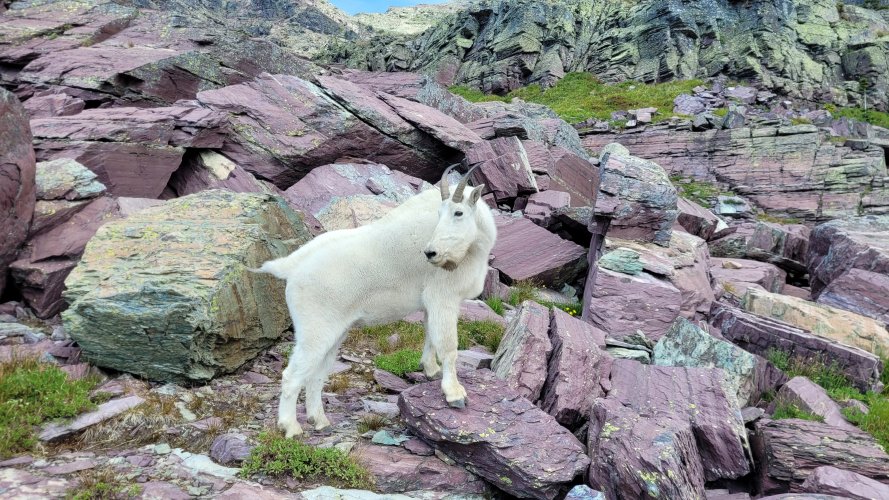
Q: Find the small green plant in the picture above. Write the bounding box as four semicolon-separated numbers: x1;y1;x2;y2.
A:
0;356;100;458
325;373;350;394
537;300;582;317
825;104;889;129
765;348;859;401
67;468;141;500
757;213;803;225
241;432;373;489
712;107;728;117
373;349;422;376
790;117;812;126
669;176;724;207
507;279;539;306
457;319;505;353
772;401;825;422
722;282;739;296
485;296;505;315
844;395;889;450
356;414;388;434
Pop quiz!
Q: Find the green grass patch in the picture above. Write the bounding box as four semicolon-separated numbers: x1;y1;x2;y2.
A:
669;176;725;207
373;349;422;376
241;432;373;489
507;279;539;307
757;213;803;225
844;395;889;450
67;468;141;500
452;73;703;124
790;117;813;126
1;356;100;458
712;107;728;117
485;296;505;315
537;300;582;317
826;104;889;129
458;319;505;353
772;401;824;422
349;318;505;358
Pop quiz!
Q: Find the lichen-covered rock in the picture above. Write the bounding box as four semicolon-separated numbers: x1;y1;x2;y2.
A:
776;377;857;431
752;418;889;494
539;308;608;429
490;216;587;287
654;318;757;407
355;444;489;495
711;302;883;392
709;221;810;275
63;190;312;382
491;301;552;401
710;258;787;295
807;216;889;323
741;287;889;356
800;466;889;500
0;89;36;298
35;158;106;201
398;369;590;500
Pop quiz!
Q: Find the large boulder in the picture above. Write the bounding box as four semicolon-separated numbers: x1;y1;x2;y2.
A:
490;300;552;401
807;216;889;323
775;377;857;431
711;302;883;392
165;151;280;199
398;369;590;500
63;190;312;382
653;318;757;407
800;466;889;500
594;145;678;247
0;89;36;297
709;221;810;275
710;258;787;295
752;418;889;494
741;287;889;357
676;197;728;241
464;136;538;201
490;216;587;287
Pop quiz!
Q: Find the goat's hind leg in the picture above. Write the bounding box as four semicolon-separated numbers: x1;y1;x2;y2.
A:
278;345;309;438
304;335;345;431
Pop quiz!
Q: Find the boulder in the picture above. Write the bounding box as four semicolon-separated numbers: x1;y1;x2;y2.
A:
741;287;889;357
22;94;86;119
464;136;538;201
709;221;810;275
546;147;601;209
210;433;254;465
63;190;312;382
752;418;889;494
490;216;587;287
583;267;682;342
398;369;590;500
595;146;678;247
775;377;857;431
711;303;883;392
0;89;36;297
673;94;708;115
524;190;570;226
800;466;889;500
539;308;608;429
710;258;787;295
676;197;727;241
491;301;552;401
283;162;426;234
355;444;489;495
565;485;605;500
808;216;889;323
653;318;757;407
34;158;106;201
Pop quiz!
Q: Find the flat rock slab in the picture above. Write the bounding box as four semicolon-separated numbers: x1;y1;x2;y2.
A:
491;300;552;401
709;221;809;274
63;190;312;383
752;418;889;494
355;443;489;495
777;377;857;431
741;287;889;357
490;216;587;287
710;258;787;295
800;465;889;499
40;395;145;442
398;369;590;500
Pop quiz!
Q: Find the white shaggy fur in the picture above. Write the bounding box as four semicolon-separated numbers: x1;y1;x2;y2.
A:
257;182;496;438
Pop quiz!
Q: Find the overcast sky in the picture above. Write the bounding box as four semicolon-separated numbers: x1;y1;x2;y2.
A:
330;0;450;15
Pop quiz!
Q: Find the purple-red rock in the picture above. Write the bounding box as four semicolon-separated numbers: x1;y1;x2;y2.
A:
676;197;727;241
776;377;857;431
40;395;145;442
800;466;889;500
709;221;810;274
0;89;36;298
21;93;85;119
374;369;411;394
525;190;570;226
209;433;254;465
491;301;552;401
166;151;279;199
710;303;883;392
464;136;537;200
355;444;489;495
398;369;590;500
378;92;484;152
547;147;600;208
539;308;608;429
807;216;889;323
711;258;787;295
752;418;889;494
490;216;587;287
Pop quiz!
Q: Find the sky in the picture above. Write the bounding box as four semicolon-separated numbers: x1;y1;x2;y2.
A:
330;0;450;15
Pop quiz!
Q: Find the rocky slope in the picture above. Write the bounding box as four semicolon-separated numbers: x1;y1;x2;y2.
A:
330;0;889;111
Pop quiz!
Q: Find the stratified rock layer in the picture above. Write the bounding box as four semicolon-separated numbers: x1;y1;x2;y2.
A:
63;190;312;382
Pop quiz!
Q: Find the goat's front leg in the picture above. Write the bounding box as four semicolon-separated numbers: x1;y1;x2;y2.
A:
420;311;441;379
426;302;466;407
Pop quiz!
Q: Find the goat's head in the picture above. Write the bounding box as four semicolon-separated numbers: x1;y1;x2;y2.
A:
424;164;487;271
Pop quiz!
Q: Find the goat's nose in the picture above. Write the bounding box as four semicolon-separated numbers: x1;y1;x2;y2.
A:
424;250;437;259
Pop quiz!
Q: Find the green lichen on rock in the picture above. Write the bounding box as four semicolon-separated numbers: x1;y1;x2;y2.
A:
599;248;644;275
62;190;312;383
35;158;106;201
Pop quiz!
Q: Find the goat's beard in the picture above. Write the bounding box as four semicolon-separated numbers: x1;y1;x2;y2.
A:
442;261;458;271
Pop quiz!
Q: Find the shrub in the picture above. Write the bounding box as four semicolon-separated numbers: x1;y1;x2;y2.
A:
825;104;889;129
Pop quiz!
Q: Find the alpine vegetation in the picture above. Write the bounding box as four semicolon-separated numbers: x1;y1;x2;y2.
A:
257;165;497;438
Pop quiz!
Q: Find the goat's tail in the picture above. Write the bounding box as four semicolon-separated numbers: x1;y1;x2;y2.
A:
248;256;293;280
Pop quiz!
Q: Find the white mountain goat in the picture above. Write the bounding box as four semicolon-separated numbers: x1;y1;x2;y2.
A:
255;165;497;438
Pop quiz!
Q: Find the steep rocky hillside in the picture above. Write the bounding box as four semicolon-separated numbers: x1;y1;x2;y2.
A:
354;1;469;36
330;0;889;110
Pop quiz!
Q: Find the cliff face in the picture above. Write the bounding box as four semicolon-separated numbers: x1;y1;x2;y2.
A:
329;0;889;110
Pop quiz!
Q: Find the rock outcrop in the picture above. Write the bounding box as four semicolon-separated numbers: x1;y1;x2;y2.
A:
491;300;552;401
800;466;889;500
63;190;312;382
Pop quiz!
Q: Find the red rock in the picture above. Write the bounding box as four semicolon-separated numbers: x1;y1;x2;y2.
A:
398;369;590;500
402;438;434;456
22;93;85;118
139;481;191;500
373;369;410;394
710;258;787;295
491;301;552;401
8;259;78;319
776;377;857;431
44;459;97;475
209;433;254;465
456;350;494;371
710;302;883;392
800;466;889;499
215;483;290;500
525;190;570;226
752;418;889;494
490;216;587;287
539;308;608;429
166;151;279;199
61;363;91;381
355;444;489;495
464;136;537;200
378;92;484;151
0;89;36;297
547;148;601;208
677;197;726;240
816;268;889;323
708;221;810;274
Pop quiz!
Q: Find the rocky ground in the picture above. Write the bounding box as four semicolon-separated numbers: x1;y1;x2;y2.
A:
3;0;889;499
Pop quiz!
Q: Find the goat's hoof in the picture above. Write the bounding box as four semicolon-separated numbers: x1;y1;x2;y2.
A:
313;416;331;431
447;397;467;409
278;420;303;439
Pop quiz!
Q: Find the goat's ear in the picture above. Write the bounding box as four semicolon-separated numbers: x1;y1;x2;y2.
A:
468;184;485;206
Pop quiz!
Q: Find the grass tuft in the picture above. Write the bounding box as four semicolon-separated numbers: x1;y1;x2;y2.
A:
240;431;373;489
66;468;141;500
669;176;725;207
485;296;505;315
373;349;421;376
349;319;505;359
757;213;803;225
356;414;388;434
325;373;351;394
457;319;505;353
507;279;539;307
772;401;824;422
0;356;100;458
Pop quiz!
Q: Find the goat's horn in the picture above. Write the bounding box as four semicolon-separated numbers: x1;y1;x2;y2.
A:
439;163;460;200
451;163;481;203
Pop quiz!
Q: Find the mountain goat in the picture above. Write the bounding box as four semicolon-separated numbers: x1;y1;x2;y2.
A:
257;165;497;438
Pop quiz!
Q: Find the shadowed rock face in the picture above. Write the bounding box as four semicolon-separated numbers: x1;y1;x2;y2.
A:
333;0;889;110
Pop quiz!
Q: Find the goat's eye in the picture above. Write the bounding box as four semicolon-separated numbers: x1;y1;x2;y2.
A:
454;211;463;217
